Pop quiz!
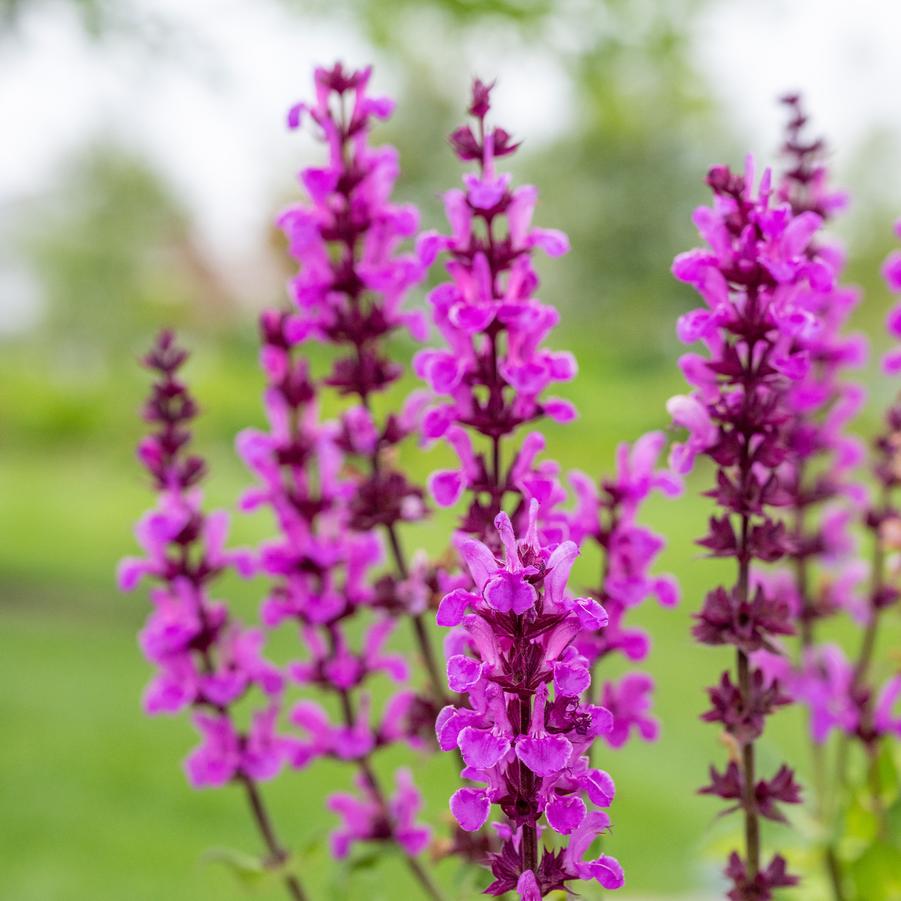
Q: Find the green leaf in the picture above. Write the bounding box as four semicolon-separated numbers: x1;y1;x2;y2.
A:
847;841;901;901
201;845;300;890
875;741;900;802
348;842;401;873
887;797;901;843
842;788;880;850
202;847;269;887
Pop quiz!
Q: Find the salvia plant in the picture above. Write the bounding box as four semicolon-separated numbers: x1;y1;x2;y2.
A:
420;83;630;896
120;62;900;901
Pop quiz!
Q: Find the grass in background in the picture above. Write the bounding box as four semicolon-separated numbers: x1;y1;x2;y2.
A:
1;329;898;899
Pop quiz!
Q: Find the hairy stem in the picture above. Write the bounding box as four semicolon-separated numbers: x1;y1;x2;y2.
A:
793;505;845;900
737;647;760;878
338;690;446;901
735;356;760;879
835;499;888;826
384;517;448;705
517;692;538;875
191;559;308;900
241;777;309;901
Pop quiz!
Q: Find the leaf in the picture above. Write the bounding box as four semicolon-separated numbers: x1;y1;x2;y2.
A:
887;797;901;843
348;842;401;873
875;741;901;802
847;841;901;901
842;788;880;850
201;844;301;891
202;847;269;887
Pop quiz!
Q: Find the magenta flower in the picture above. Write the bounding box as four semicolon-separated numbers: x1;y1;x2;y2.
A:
437;503;622;897
754;644;859;744
119;333;288;781
416;78;578;545
565;431;680;753
328;769;431;859
236;64;442;898
417;79;643;898
276;61;447;706
119;332;307;900
600;675;659;748
762;100;871;773
669;154;839;896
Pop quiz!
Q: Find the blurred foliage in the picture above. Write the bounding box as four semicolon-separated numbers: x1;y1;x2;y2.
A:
837;746;901;901
291;0;720;353
15;144;239;373
3;0;727;452
0;0;166;43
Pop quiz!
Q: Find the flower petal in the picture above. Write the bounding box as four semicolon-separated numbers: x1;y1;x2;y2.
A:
450;787;490;832
447;655;483;692
515;734;572;777
459;726;510;769
546;794;586;835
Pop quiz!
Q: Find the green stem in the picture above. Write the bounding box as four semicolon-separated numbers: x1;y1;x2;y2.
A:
241;777;309;901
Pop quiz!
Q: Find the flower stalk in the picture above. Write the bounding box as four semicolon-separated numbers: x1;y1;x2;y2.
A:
418;80;626;900
118;331;308;901
667;155;840;898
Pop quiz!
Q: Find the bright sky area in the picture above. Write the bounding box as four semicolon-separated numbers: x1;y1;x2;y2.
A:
2;0;900;327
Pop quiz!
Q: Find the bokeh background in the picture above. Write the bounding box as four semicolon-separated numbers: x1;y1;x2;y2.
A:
2;0;901;898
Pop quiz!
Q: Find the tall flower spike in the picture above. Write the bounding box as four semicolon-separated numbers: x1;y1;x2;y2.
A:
566;432;682;753
743;98;868;899
823;224;901;848
774;234;901;896
280;60;447;708
119;331;308;901
773;95;867;655
438;504;624;898
416;77;575;547
425;81;622;899
239;63;443;900
241;306;441;899
668;155;844;898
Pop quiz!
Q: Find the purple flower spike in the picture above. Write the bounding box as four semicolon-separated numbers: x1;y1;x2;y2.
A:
416;78;579;548
668;148;843;894
241;63;444;895
437;500;621;897
564;428;681;757
418;79;627;899
120;332;308;900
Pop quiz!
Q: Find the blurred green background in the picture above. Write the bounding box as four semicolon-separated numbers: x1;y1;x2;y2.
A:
2;0;901;898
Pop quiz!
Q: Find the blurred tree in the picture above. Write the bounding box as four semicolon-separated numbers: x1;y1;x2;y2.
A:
16;144;237;373
284;0;721;363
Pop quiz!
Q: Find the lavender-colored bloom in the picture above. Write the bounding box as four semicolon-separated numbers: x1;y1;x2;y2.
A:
119;332;289;785
119;332;308;901
419;81;624;898
565;432;681;750
237;64;439;893
669;155;837;897
438;503;623;897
